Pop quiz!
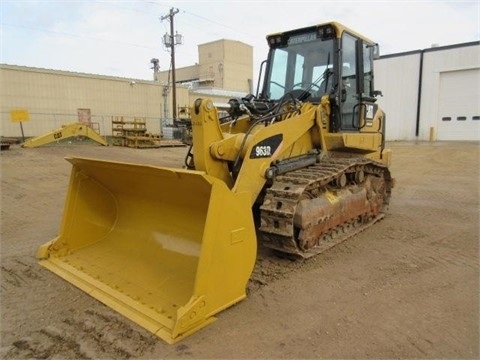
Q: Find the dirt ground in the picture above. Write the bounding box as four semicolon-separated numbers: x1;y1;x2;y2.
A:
1;140;478;359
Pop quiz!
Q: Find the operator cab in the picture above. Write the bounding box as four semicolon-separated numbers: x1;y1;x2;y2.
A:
261;22;381;132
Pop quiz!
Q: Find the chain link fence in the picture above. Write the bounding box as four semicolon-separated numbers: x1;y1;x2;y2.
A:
0;112;183;140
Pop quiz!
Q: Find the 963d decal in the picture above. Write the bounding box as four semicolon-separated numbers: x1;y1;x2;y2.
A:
250;134;283;159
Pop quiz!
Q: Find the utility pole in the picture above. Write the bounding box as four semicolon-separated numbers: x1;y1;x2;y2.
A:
161;8;182;123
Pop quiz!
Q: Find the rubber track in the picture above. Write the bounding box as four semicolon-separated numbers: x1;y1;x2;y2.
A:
259;157;393;258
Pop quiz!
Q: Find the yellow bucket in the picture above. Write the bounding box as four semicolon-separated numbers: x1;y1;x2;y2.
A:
37;157;257;343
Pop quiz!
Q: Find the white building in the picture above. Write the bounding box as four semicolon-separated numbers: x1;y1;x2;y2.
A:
374;41;480;141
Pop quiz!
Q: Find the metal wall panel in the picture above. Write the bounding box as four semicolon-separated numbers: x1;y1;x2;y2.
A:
374;53;421;141
0;65;192;138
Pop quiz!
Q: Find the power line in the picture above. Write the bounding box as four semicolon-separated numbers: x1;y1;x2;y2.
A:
179;9;241;34
90;0;163;15
2;23;158;50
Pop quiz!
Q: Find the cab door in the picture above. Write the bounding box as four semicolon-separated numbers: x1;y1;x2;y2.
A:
340;32;360;131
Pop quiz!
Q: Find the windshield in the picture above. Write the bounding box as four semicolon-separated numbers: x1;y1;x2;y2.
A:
264;35;335;101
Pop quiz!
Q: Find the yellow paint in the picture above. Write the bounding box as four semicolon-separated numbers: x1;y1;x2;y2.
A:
325;191;339;204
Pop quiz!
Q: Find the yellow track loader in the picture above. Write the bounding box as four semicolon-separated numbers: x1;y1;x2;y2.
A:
37;22;393;343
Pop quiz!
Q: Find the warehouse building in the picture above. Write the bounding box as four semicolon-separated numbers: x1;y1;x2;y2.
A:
0;65;177;138
374;41;480;141
0;39;252;139
1;39;478;141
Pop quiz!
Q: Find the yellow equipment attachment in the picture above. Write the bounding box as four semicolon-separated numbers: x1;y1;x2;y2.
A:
37;157;256;343
22;122;107;148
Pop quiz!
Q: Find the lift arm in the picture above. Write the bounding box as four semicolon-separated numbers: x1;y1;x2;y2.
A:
22;122;107;148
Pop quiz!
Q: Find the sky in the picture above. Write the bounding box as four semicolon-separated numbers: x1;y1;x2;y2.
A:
1;0;479;83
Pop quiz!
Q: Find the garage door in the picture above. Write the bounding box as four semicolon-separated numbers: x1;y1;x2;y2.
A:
437;68;480;140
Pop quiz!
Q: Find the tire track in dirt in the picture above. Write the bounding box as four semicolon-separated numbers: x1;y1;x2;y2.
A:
1;258;44;291
366;220;478;289
1;256;158;359
2;309;157;359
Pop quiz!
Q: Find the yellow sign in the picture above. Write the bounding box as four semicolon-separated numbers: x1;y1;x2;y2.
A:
10;109;30;122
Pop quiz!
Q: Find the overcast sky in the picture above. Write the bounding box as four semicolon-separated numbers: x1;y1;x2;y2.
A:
1;0;479;82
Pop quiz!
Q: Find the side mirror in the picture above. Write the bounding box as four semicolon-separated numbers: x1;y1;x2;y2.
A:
373;90;383;97
372;44;380;59
366;43;380;59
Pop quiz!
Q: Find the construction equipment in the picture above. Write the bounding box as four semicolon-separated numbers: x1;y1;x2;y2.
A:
22;122;107;148
1;137;20;150
37;22;393;343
